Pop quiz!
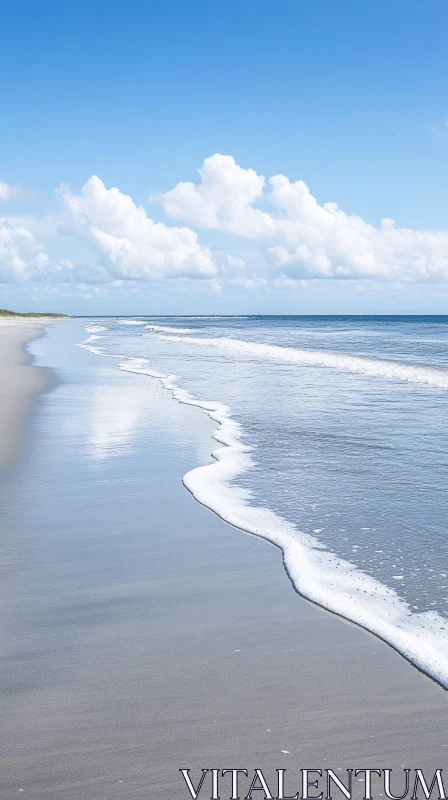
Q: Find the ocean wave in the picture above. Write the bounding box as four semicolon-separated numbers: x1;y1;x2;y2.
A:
118;355;448;688
117;319;147;325
83;334;102;344
85;325;107;333
155;334;448;390
145;324;194;334
76;328;448;688
77;340;125;359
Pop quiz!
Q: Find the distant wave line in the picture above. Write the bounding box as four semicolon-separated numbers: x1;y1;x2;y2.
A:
154;333;448;390
145;324;194;333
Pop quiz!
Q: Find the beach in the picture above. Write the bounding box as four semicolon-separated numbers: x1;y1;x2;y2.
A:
0;319;447;800
0;320;51;476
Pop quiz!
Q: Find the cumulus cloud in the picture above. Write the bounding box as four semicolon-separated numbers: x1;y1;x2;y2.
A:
4;162;448;290
160;154;448;282
0;176;216;285
0;181;22;202
0;218;41;281
0;217;74;283
160;154;271;238
60;176;216;281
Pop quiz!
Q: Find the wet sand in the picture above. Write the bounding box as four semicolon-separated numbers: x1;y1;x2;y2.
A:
0;320;446;800
0;320;51;475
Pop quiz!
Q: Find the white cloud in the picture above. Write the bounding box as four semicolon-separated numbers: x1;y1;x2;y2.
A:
0;181;21;202
160;153;448;283
0;176;218;285
160;154;273;238
226;255;246;270
4;163;448;293
60;175;216;281
0;217;74;283
0;218;38;281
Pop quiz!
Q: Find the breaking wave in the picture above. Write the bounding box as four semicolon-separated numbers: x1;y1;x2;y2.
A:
154;334;448;390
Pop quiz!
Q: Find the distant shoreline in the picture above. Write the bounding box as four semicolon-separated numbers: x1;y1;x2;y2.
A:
0;308;69;319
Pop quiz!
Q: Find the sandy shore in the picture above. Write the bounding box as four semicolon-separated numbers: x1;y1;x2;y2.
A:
0;321;447;800
0;320;52;475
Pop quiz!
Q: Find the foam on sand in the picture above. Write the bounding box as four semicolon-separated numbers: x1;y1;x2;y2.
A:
77;331;448;688
154;334;448;390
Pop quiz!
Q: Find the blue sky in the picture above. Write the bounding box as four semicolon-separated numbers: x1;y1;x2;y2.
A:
1;0;448;314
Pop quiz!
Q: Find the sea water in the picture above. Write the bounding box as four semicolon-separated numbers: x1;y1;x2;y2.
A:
78;315;448;686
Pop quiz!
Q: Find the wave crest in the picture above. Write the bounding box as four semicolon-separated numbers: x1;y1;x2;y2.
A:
145;324;194;334
155;334;448;390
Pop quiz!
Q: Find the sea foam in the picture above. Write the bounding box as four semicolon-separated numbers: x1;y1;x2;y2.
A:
85;325;107;333
78;333;448;688
117;319;147;325
145;324;194;333
154;334;448;390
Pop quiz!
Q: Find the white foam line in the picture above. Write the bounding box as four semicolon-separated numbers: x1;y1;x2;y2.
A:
76;340;125;359
145;324;194;334
85;325;107;333
83;334;102;344
155;334;448;391
77;332;448;688
118;355;448;688
117;319;147;325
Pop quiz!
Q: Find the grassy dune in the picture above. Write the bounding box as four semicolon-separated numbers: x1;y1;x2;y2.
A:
0;309;69;319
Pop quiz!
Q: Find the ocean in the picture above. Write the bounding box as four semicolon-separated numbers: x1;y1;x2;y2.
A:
79;315;448;686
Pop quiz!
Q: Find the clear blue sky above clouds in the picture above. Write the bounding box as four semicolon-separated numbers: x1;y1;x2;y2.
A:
1;0;448;314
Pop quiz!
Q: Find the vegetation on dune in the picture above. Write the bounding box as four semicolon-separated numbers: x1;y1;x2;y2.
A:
0;308;69;318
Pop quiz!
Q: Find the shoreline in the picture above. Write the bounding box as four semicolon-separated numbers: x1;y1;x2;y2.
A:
0;320;53;476
0;320;447;799
103;342;448;689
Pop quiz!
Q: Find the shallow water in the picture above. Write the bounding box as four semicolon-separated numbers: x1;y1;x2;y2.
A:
76;315;448;685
